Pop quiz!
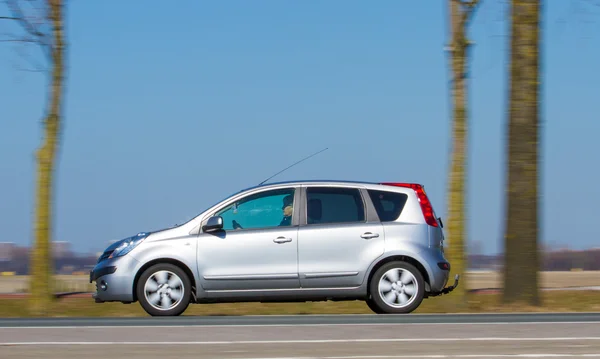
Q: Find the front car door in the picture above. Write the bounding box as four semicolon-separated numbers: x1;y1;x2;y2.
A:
197;186;301;291
297;185;385;288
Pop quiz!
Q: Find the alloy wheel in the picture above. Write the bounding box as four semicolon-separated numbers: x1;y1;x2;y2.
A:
378;267;418;308
143;270;185;311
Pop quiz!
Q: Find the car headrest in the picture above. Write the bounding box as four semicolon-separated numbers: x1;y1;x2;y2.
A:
307;198;322;223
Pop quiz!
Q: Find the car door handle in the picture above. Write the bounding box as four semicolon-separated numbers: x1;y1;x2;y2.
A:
361;232;379;239
273;237;292;244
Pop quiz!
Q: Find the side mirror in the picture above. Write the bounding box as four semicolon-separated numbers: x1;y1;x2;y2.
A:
203;216;224;233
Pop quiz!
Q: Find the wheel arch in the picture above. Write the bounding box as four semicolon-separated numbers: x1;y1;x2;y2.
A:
132;258;197;302
366;255;431;297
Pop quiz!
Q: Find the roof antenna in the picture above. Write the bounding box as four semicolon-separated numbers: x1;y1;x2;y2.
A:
258;147;329;186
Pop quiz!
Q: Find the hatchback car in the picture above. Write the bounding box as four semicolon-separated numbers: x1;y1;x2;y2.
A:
90;180;459;316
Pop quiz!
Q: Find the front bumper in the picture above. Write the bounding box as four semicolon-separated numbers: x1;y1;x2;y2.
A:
89;255;140;303
89;266;117;283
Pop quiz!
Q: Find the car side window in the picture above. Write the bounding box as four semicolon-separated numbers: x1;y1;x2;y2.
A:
215;188;296;231
367;189;408;222
306;187;365;225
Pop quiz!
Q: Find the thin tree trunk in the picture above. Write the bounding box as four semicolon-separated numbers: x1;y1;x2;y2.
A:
445;0;479;309
502;0;542;306
29;0;66;316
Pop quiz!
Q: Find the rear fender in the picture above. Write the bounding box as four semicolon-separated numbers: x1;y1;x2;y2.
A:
363;248;435;293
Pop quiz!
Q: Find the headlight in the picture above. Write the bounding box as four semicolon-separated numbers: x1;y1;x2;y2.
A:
108;232;149;259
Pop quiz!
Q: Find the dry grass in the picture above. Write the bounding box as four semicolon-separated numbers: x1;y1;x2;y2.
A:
467;270;600;289
0;275;95;294
0;291;599;318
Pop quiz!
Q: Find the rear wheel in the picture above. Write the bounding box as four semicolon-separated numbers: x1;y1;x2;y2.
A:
368;261;425;314
136;263;191;316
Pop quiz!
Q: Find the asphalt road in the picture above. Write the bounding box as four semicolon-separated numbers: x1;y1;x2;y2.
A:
1;313;600;358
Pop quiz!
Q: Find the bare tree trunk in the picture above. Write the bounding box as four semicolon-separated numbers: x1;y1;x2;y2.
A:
444;0;480;309
28;0;66;316
502;0;542;306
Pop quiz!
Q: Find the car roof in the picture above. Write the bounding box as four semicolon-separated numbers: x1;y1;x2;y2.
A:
239;179;415;193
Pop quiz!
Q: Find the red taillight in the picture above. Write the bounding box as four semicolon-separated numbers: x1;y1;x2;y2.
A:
380;182;439;227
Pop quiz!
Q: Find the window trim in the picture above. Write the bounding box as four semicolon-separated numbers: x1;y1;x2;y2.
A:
200;186;301;233
299;185;378;227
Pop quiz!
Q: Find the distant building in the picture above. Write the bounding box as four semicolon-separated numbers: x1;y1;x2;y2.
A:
53;241;72;259
0;242;15;262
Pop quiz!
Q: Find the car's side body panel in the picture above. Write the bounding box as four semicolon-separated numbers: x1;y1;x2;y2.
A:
196;226;301;291
297;221;385;288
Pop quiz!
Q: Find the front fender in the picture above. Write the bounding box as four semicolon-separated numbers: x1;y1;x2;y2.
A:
129;235;199;292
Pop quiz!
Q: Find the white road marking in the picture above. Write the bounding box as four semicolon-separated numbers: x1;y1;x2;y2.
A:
238;356;600;359
2;337;600;345
3;321;600;329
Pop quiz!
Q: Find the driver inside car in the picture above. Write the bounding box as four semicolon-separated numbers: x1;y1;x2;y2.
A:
231;194;293;230
279;194;293;226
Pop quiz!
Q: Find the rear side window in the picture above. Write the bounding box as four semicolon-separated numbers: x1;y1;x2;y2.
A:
306;187;365;225
367;190;408;222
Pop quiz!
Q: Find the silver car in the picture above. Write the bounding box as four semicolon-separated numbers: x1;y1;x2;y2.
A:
90;180;459;316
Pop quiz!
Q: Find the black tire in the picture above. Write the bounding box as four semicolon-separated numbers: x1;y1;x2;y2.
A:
365;296;386;314
368;261;425;314
136;263;192;317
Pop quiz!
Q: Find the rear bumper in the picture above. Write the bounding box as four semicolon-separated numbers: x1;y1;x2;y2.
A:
426;274;460;297
418;248;451;292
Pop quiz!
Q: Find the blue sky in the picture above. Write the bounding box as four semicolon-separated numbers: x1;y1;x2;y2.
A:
1;1;599;255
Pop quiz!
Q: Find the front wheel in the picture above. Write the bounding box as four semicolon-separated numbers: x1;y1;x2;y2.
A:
365;296;385;314
368;261;425;314
136;263;192;316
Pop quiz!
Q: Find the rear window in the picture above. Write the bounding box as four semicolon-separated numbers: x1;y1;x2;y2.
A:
367;190;408;222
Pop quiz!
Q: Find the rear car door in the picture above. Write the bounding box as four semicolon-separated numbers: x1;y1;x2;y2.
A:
297;185;385;288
